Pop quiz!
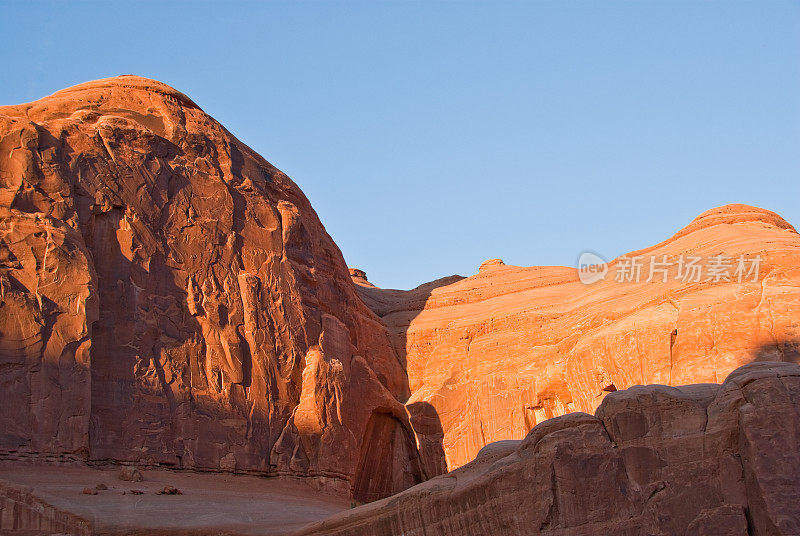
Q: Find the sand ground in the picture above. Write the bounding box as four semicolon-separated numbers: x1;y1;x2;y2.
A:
0;462;350;535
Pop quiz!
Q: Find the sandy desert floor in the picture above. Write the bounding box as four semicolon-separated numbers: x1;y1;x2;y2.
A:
0;462;350;535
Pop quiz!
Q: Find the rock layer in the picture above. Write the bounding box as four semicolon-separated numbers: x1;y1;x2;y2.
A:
296;362;800;536
0;478;92;535
355;204;800;470
0;76;424;500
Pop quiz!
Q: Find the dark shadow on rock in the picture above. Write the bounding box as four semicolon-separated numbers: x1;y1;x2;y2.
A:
354;274;464;374
352;409;426;503
407;401;447;478
352;274;462;485
751;340;800;364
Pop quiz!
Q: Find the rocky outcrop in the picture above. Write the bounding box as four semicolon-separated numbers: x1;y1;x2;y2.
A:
355;204;800;470
0;479;92;535
0;76;424;499
296;362;800;536
478;258;505;272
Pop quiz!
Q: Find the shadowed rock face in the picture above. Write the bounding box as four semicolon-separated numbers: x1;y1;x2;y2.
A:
296;362;800;536
0;76;426;499
356;204;800;470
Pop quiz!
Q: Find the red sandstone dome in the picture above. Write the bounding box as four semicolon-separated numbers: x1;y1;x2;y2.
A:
0;75;427;501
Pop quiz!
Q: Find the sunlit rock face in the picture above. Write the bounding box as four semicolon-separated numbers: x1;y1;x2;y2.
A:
297;362;800;536
3;75;800;519
356;203;800;470
0;76;426;500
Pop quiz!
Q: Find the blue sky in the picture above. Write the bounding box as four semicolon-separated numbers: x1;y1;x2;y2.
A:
2;1;798;289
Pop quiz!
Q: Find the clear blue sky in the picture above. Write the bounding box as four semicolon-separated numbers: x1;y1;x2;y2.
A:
2;1;798;289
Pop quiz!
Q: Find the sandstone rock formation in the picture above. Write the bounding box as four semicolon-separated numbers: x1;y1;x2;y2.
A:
0;76;426;500
4;76;800;523
355;204;800;471
296;361;800;536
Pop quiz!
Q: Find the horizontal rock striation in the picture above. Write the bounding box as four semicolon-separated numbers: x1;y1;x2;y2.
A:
296;362;800;536
0;76;426;500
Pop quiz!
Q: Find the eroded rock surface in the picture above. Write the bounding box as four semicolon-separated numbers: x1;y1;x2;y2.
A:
296;362;800;536
355;204;800;470
0;76;424;500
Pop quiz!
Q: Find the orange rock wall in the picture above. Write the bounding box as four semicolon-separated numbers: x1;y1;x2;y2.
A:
357;205;800;470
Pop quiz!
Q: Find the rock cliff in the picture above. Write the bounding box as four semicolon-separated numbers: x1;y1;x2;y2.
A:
355;204;800;470
296;362;800;536
0;76;424;500
3;77;800;519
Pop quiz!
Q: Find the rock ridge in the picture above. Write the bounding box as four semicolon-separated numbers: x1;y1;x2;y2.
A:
296;362;800;536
